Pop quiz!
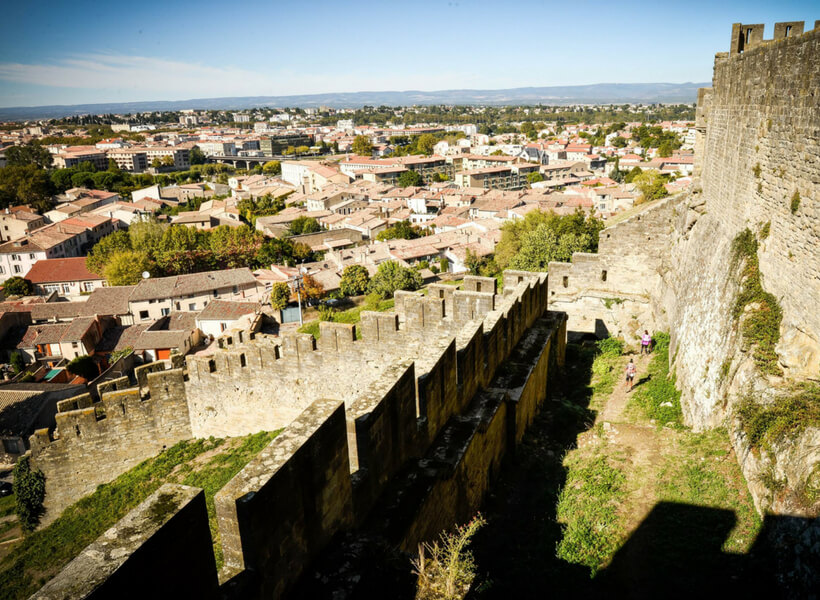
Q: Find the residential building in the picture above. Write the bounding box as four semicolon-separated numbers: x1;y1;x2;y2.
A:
24;257;106;299
0;207;46;242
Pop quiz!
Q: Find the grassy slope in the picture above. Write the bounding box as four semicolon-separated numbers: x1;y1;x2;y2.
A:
0;431;277;600
298;298;394;339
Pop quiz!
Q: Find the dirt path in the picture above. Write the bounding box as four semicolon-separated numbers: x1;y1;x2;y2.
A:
597;352;650;424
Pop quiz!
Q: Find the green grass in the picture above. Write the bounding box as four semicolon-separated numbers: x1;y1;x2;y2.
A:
298;298;394;339
589;349;620;414
656;428;762;554
0;431;277;600
0;495;15;519
790;191;800;214
628;332;683;425
555;452;628;575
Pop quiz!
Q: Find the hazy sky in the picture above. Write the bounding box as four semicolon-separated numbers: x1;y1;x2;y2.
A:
0;0;816;107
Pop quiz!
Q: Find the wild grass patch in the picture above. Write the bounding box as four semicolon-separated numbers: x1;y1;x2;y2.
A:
736;383;820;454
0;431;277;600
628;332;683;425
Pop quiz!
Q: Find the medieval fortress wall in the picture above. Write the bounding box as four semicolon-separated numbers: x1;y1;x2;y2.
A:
32;271;568;599
541;21;819;513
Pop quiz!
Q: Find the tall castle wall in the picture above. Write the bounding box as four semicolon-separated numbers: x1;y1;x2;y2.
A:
539;21;819;514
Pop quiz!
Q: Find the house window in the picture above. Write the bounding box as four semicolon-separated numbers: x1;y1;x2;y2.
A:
71;342;78;349
188;303;196;311
0;266;4;274
601;270;608;282
62;284;71;294
11;254;19;261
175;302;181;310
139;310;150;321
232;285;238;294
29;253;35;259
213;289;218;297
562;276;568;288
161;308;170;316
44;284;59;293
13;265;21;274
82;281;95;292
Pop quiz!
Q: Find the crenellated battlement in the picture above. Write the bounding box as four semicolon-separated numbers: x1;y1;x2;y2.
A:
729;20;818;55
29;365;193;524
34;271;565;600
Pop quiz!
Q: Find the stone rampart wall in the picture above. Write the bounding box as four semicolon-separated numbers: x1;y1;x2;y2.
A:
29;366;193;524
38;272;565;600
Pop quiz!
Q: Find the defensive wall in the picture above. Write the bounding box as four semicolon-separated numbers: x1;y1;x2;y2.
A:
30;271;568;598
540;21;819;514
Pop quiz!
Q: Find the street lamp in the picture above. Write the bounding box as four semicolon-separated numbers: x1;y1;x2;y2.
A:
293;266;308;326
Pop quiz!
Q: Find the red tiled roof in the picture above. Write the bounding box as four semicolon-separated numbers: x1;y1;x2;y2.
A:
24;257;102;284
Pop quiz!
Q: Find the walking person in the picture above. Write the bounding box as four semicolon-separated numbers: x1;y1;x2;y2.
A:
640;330;652;355
625;358;637;391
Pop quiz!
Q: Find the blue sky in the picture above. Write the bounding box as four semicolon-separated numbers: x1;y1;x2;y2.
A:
0;0;816;107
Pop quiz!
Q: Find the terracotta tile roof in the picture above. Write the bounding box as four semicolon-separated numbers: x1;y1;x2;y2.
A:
24;257;102;284
198;300;260;321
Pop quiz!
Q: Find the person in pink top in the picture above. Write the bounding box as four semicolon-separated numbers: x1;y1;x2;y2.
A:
625;358;637;391
640;330;652;355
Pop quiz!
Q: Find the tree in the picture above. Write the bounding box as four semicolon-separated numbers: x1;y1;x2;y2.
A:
0;165;55;211
416;133;437;155
657;141;673;158
104;250;151;285
190;147;207;165
161;156;175;167
339;264;370;296
13;456;45;532
367;260;423;299
352;135;373;156
86;230;132;275
262;160;281;175
397;170;424;188
376;220;420;241
5;144;52;169
611;136;628;148
151;158;163;169
3;276;32;297
624;166;643;184
439;257;449;273
129;219;166;255
301;273;325;302
508;224;592;272
66;355;99;380
633;171;669;203
288;216;321;236
270;281;291;310
527;172;544;184
9;350;24;374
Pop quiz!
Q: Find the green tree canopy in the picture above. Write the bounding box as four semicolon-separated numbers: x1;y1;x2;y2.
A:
633;171;669;203
397;170;424;188
352;135;373;156
339;264;370;296
288;216;321;236
86;229;132;275
262;160;281;175
270;281;291;310
376;220;420;241
5;144;52;169
13;456;46;531
367;260;423;299
104;250;151;285
3;276;33;297
495;209;603;271
0;165;55;211
527;171;544;184
416;133;437;155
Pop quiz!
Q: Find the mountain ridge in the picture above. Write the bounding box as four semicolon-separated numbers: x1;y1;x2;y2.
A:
0;82;707;121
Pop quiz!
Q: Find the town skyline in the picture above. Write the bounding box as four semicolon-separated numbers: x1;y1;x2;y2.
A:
1;0;816;108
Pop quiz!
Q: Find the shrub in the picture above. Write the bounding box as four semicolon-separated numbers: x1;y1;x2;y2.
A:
759;221;770;240
3;276;33;297
66;355;98;380
752;163;761;178
9;350;24;374
790;191;801;214
367;260;423;299
736;383;820;453
339;264;370;297
269;281;291;311
596;337;624;357
13;456;45;532
730;229;782;376
413;514;485;599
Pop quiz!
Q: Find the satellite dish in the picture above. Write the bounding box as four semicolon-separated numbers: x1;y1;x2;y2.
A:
142;271;150;279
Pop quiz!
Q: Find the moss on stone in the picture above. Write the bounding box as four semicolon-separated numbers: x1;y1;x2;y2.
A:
730;229;783;376
790;190;801;214
736;383;820;453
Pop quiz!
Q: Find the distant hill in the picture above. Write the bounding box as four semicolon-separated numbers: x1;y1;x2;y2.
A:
0;82;707;121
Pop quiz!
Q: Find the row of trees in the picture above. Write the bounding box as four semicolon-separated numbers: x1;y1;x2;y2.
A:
86;221;315;285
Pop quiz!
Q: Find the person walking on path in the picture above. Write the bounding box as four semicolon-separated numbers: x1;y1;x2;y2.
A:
625;358;637;391
640;330;652;355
